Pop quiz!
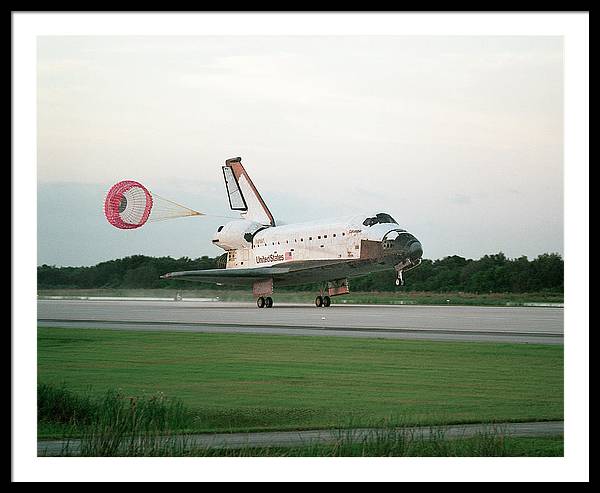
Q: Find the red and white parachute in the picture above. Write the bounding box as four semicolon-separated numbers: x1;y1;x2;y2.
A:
104;180;203;230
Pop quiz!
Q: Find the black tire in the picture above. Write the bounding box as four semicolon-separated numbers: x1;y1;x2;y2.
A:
265;297;273;308
257;297;265;308
315;295;323;307
323;296;331;307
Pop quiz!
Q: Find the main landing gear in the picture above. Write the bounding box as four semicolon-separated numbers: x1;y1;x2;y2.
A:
256;296;273;308
315;295;331;308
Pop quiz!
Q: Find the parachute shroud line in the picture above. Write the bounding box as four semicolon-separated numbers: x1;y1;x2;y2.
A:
149;194;204;222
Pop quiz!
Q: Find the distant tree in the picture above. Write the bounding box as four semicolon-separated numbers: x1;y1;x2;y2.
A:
37;252;564;293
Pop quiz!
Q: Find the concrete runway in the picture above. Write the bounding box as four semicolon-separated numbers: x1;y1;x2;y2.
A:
37;420;564;456
37;299;563;344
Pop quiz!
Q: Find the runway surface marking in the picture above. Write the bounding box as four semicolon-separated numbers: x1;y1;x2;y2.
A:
37;420;563;456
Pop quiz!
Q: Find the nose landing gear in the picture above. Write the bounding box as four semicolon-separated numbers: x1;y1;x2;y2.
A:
395;271;405;287
394;260;411;287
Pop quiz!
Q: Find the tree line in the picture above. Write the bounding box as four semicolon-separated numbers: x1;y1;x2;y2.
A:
38;252;563;293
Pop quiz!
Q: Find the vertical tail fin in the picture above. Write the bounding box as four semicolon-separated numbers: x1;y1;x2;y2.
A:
222;157;275;226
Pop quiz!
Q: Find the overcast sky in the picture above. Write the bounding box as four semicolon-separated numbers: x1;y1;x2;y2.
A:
37;36;563;266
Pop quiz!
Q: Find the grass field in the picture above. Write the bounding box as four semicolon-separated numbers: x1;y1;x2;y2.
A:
218;436;565;457
165;436;564;457
37;383;563;457
38;327;563;438
37;288;563;306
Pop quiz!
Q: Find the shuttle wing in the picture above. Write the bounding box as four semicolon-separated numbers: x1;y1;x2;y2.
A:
161;266;291;286
161;259;358;287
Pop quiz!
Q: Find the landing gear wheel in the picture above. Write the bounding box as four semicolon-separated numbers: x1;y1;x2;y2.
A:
315;295;323;307
265;297;273;308
395;278;401;286
257;297;265;308
322;296;331;307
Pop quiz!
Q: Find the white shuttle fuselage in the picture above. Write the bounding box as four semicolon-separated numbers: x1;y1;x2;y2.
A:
213;215;416;270
162;157;423;308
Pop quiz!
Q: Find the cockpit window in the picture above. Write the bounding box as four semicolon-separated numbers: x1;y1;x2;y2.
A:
363;213;398;227
217;225;224;232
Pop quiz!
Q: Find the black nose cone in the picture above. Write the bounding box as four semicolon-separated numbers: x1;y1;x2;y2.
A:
393;233;423;260
408;240;423;260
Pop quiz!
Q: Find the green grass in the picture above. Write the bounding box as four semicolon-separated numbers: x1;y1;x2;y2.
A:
38;327;563;438
37;288;563;306
37;385;563;456
37;382;195;442
188;436;564;457
44;431;565;457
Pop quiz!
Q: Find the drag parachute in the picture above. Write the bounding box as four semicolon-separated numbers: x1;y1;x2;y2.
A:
104;180;203;230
